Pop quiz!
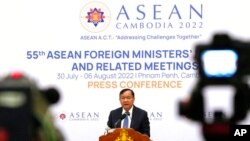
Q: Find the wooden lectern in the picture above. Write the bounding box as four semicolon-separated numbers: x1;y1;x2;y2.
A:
99;128;150;141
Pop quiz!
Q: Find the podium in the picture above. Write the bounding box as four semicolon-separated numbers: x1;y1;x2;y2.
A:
99;128;150;141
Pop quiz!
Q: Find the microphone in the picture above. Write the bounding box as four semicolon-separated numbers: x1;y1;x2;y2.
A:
125;112;130;116
104;126;111;135
114;113;127;128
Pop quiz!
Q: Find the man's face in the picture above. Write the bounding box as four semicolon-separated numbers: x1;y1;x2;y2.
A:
119;90;134;111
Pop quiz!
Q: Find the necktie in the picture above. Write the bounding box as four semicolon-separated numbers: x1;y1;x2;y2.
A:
123;112;129;128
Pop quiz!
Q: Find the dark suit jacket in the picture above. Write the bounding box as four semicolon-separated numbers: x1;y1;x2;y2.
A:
107;105;150;137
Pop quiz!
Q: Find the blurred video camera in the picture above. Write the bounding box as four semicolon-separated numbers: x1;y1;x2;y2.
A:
0;72;63;141
179;33;250;140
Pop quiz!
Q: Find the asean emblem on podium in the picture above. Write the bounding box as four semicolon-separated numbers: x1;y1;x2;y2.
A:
115;129;133;141
99;128;150;141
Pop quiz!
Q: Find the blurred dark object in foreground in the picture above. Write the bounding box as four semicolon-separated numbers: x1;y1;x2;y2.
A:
179;33;250;141
0;71;64;141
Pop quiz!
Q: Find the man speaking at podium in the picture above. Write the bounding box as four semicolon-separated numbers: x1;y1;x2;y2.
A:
107;88;150;137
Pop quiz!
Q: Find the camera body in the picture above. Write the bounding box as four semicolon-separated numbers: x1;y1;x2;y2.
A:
196;34;250;82
0;72;62;141
179;33;250;140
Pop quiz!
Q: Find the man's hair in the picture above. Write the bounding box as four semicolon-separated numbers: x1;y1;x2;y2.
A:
119;88;135;97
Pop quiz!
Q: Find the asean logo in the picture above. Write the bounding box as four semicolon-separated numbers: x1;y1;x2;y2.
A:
80;2;111;33
59;113;66;120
